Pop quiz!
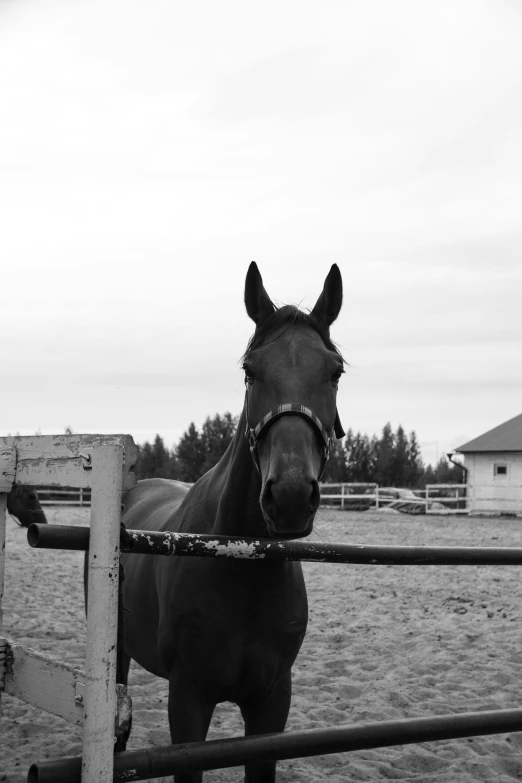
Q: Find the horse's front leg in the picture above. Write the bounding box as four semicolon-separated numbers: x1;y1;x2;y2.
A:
168;664;215;783
240;671;292;783
115;652;132;752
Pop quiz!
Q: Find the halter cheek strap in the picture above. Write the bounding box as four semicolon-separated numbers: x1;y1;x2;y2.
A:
245;393;345;480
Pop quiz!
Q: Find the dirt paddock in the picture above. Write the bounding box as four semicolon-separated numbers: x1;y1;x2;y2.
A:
2;507;522;782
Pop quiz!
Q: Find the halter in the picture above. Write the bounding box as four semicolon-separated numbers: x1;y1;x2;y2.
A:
244;391;345;480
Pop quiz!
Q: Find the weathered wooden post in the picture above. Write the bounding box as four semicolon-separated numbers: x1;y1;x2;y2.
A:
0;434;136;783
82;444;124;783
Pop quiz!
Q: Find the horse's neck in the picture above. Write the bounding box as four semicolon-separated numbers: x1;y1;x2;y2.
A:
205;408;266;538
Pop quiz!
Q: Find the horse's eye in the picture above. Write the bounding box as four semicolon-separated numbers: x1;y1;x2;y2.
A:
331;369;344;387
242;365;256;385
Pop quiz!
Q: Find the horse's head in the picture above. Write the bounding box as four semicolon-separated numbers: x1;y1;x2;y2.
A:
243;263;344;539
7;485;48;528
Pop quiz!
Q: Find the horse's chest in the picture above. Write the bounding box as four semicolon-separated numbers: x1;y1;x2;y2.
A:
171;562;307;698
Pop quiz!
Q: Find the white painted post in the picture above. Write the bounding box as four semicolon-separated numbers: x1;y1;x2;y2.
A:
341;483;345;510
0;492;5;727
0;448;14;725
0;493;6;632
0;447;15;634
82;445;124;783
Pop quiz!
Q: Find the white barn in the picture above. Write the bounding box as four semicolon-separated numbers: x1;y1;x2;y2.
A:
454;413;522;516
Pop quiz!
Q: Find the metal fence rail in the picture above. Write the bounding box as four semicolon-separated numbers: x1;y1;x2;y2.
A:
29;524;522;566
29;708;522;783
26;523;522;782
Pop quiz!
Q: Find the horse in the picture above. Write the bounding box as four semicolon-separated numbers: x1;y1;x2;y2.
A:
116;263;345;782
6;484;48;527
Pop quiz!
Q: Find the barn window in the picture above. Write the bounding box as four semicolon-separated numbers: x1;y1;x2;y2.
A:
494;463;508;476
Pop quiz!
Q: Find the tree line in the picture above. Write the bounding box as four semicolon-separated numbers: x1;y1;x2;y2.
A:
135;413;463;487
136;413;238;483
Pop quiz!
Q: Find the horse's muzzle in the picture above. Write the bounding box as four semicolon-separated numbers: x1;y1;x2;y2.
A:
260;471;320;538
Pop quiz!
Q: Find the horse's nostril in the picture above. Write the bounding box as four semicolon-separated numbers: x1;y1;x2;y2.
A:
310;479;320;512
261;478;276;514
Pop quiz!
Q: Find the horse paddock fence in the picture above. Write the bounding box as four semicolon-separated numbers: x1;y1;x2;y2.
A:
2;434;522;782
319;482;469;514
37;487;91;506
36;482;468;514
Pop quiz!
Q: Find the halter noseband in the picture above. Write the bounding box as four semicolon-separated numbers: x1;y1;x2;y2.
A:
245;392;345;480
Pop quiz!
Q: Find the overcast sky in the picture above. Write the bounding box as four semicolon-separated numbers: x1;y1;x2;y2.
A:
1;0;521;468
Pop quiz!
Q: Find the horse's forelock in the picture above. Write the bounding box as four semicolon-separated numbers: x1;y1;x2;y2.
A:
241;305;344;363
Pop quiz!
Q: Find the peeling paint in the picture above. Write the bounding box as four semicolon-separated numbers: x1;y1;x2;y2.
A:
120;770;139;780
201;538;266;559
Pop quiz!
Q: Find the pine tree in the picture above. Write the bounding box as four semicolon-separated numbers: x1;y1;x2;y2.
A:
151;434;171;478
374;423;395;486
434;457;463;484
321;439;347;482
200;413;238;474
135;441;154;479
422;464;436;486
346;433;375;482
390;425;409;487
405;430;424;487
176;423;206;482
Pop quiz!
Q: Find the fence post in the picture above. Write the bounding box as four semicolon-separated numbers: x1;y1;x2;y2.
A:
0;447;15;633
0;493;6;632
375;486;379;510
82;445;123;783
341;484;345;510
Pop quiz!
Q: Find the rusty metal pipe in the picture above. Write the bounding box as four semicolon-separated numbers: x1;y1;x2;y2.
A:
28;523;522;565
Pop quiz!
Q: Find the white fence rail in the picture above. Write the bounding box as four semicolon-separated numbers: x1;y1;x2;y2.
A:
319;483;469;514
37;484;470;515
38;484;522;516
319;483;378;509
42;483;522;517
38;488;91;506
424;484;468;515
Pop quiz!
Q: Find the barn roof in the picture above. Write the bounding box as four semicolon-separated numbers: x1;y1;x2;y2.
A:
455;413;522;453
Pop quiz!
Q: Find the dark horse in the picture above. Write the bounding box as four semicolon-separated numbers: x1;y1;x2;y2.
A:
119;263;344;782
7;485;47;527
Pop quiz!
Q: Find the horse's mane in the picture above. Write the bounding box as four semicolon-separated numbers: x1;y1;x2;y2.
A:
241;305;344;363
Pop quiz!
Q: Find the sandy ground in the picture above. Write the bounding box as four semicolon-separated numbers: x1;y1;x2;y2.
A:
1;506;522;782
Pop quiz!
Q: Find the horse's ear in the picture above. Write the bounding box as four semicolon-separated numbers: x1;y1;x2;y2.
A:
311;264;342;329
245;262;276;326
